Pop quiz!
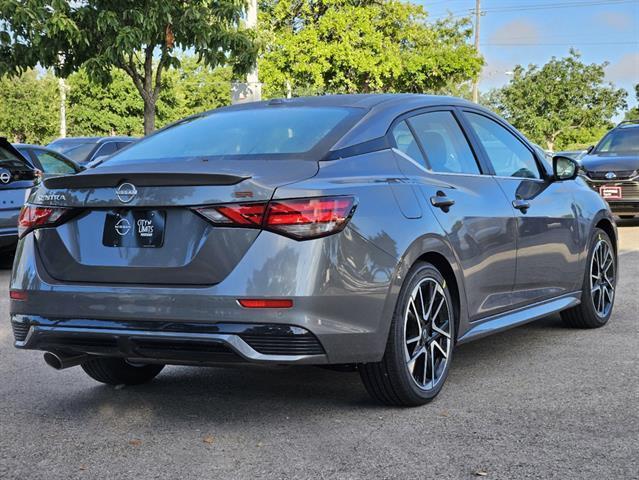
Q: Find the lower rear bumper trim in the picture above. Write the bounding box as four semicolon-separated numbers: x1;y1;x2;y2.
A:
12;315;328;365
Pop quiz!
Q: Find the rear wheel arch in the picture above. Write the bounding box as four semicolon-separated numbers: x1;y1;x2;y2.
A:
375;234;468;360
595;218;617;254
415;252;461;341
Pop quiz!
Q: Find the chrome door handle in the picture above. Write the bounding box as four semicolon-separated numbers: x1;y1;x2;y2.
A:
430;192;455;211
512;198;531;212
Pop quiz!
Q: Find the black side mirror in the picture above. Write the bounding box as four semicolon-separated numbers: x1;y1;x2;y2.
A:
552;155;579;181
586;145;594;154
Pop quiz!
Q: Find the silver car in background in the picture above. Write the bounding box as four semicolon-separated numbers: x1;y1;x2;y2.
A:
10;95;617;406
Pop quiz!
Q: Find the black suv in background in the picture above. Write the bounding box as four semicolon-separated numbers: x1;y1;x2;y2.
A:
47;136;136;165
579;120;639;218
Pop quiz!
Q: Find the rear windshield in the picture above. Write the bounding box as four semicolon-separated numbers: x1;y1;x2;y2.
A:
104;106;363;164
49;140;97;163
595;127;639;154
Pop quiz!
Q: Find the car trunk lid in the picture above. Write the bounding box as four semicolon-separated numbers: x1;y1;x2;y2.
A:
31;158;319;285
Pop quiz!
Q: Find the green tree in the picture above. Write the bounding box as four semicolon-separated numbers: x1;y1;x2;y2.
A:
67;68;144;137
65;58;232;136
0;69;59;143
258;0;482;97
0;0;257;134
163;58;232;121
486;50;627;151
624;84;639;120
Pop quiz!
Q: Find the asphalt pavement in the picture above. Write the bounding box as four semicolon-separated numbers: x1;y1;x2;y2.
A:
1;222;637;480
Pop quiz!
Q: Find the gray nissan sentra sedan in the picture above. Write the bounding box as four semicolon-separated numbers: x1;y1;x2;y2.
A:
10;94;617;406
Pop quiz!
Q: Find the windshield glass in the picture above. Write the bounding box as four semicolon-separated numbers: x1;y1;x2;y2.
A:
595;127;639;154
104;106;362;164
49;141;97;163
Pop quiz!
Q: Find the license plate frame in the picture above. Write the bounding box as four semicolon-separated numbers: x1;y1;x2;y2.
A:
599;185;622;200
102;209;166;248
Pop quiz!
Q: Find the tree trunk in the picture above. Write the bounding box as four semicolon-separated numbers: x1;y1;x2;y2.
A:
143;98;155;135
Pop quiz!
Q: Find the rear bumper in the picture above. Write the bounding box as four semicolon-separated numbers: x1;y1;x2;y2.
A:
11;315;328;365
10;229;400;364
606;201;639;215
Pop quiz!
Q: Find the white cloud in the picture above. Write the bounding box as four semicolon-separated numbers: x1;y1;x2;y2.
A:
606;52;639;85
599;12;633;31
488;20;541;45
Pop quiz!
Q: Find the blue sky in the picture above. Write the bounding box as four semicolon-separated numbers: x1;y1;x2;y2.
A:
422;0;639;110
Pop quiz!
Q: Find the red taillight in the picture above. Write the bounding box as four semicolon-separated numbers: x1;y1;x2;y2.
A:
18;205;69;238
265;197;355;239
216;203;267;225
195;196;356;240
238;299;293;308
196;202;267;226
9;290;27;301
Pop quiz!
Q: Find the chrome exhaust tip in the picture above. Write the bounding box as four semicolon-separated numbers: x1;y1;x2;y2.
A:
43;352;89;370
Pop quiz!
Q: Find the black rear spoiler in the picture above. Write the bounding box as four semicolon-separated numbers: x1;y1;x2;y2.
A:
43;172;249;189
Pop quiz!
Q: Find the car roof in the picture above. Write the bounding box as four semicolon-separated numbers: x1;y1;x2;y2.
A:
13;143;55;149
49;136;137;145
214;93;475;112
185;94;480;152
12;142;81;166
615;120;639;130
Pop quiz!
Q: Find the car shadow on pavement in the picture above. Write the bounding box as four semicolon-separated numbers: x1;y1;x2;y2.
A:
32;314;573;419
0;253;14;270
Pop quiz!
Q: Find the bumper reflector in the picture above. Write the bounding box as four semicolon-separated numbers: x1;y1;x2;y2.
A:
238;299;293;309
10;290;27;301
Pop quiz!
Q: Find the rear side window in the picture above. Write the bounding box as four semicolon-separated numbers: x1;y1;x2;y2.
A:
34;150;77;174
105;107;363;164
408;111;480;175
465;112;540;179
391;121;426;167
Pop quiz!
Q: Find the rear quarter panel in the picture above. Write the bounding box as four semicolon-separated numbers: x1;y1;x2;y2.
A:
272;150;469;353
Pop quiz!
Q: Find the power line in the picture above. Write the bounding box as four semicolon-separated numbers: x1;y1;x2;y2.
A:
482;0;637;13
482;41;638;46
430;0;638;20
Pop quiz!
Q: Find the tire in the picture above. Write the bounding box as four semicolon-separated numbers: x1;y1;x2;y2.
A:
359;262;455;407
81;357;164;385
560;228;616;328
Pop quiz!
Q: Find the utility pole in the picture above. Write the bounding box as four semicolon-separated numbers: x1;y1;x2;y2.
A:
472;0;481;103
232;0;262;104
58;53;67;138
58;77;67;138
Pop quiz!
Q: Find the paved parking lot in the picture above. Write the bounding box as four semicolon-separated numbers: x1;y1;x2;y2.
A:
1;222;638;480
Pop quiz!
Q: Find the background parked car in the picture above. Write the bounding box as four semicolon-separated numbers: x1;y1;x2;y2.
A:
14;144;83;176
0;138;38;253
578;120;639;219
47;136;136;165
553;150;588;162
